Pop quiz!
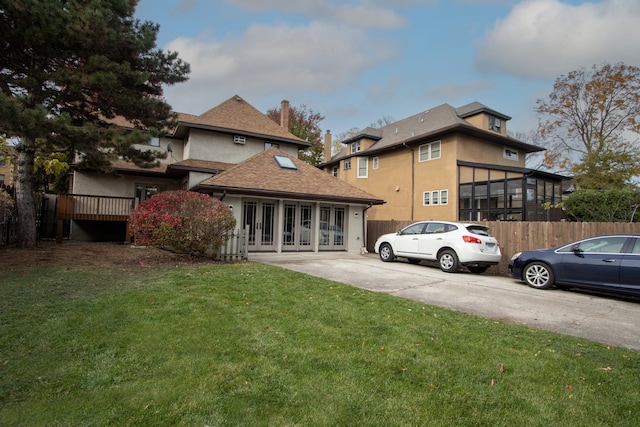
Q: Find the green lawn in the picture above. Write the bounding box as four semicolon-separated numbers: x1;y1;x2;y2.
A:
1;261;639;426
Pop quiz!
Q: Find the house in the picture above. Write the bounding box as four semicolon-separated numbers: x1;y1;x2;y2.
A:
67;95;383;252
319;102;569;222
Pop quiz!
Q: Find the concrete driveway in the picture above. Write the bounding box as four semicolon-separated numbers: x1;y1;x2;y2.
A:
251;252;640;351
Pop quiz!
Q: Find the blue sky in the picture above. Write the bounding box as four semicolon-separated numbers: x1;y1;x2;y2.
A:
134;0;640;140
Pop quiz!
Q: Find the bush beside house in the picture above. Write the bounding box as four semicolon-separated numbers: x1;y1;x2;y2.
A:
130;191;236;257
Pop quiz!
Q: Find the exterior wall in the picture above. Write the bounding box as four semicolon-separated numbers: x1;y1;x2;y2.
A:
132;137;185;164
221;194;367;253
72;171;181;198
186;129;298;162
457;136;526;168
187;171;215;190
463;113;507;136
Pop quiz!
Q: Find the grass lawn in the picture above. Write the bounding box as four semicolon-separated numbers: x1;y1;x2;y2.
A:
1;260;639;426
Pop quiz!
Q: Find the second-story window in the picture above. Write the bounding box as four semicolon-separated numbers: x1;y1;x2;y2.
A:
419;141;441;162
344;159;351;170
332;166;338;177
372;156;379;170
489;116;502;132
357;157;368;178
351;141;361;154
265;142;279;150
503;148;519;161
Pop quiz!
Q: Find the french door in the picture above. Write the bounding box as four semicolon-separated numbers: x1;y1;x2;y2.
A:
319;205;345;250
242;200;276;251
282;203;313;251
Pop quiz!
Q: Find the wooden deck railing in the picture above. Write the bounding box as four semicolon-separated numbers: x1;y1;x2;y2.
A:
56;194;136;243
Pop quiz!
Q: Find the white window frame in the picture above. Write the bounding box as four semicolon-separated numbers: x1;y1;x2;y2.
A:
351;141;361;154
503;147;519;161
490;115;502;132
149;137;160;147
372;156;379;170
344;159;351;170
234;135;246;144
423;189;448;206
357;157;368;178
332;166;338;177
419;140;442;162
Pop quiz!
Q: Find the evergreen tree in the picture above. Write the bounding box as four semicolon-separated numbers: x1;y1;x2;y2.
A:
0;0;190;247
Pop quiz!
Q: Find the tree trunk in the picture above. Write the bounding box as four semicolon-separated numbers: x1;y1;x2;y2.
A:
15;136;38;248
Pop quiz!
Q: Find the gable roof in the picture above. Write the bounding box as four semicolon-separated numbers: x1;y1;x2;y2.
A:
323;102;543;165
172;95;310;147
195;147;384;205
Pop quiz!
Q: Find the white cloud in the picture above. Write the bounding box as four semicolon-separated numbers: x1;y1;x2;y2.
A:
223;0;407;29
476;0;640;79
164;22;397;113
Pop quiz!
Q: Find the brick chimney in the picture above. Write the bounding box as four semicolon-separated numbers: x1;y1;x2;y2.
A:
280;99;290;130
324;130;332;164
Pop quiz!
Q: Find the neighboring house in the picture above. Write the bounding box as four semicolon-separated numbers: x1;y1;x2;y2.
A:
320;102;569;222
0;146;15;187
68;95;383;253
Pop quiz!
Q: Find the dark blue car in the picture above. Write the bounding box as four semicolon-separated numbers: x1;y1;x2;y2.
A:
508;234;640;296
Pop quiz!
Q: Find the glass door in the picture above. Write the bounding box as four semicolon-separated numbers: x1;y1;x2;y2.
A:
243;200;276;251
319;205;346;250
283;203;313;251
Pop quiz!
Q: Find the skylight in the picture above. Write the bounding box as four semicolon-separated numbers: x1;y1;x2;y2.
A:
274;155;297;170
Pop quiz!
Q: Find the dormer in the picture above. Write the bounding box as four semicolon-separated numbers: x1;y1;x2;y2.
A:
456;102;511;136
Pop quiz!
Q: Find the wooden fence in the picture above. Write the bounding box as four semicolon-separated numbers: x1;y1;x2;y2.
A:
367;220;640;276
208;226;249;262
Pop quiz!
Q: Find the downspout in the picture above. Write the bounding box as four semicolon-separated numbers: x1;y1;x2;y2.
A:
402;142;415;221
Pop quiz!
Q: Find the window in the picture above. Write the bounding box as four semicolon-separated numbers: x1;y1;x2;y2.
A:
372;156;379;170
149;137;160;147
440;190;448;205
503;148;519;161
135;184;166;202
265;142;279;150
351;141;361;154
274;155;297;170
234;135;246;144
344;159;351;170
419;141;441;162
423;189;448;206
400;222;426;235
332;166;338;177
357;157;368;178
489;116;502;132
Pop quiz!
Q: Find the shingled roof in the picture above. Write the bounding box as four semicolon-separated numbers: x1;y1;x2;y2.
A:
324;102;543;165
173;95;310;147
196;147;385;205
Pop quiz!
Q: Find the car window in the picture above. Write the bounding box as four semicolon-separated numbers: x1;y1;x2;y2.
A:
576;237;628;254
400;223;426;235
466;225;490;236
632;238;640;254
425;223;448;234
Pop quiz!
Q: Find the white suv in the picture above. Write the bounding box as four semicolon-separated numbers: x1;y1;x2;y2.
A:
374;221;501;273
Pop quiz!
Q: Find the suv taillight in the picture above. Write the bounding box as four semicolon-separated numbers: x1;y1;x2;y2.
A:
463;235;482;244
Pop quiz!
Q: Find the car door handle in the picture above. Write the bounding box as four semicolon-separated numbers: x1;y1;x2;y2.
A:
412;237;419;240
602;259;616;263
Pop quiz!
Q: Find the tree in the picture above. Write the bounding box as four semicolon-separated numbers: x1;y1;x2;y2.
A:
266;104;325;165
0;0;190;248
536;62;640;190
562;188;640;222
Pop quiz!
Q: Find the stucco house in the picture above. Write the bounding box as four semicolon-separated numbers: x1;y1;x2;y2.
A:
320;102;569;222
67;95;383;253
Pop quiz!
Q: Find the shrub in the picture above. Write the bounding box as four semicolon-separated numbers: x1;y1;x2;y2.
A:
0;188;14;213
129;191;236;257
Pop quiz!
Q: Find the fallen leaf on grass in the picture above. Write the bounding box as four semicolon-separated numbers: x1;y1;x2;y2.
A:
597;366;614;372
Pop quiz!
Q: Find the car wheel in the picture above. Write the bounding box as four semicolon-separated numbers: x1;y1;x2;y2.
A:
523;262;554;289
467;266;488;274
438;249;459;273
379;243;395;262
407;258;421;264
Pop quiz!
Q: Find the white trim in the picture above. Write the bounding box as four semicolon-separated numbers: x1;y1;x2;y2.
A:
357;157;368;178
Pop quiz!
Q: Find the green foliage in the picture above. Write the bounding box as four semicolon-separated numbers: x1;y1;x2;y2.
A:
0;188;14;212
536;62;640;189
267;104;325;165
130;191;236;257
562;188;640;222
2;261;640;425
0;0;190;247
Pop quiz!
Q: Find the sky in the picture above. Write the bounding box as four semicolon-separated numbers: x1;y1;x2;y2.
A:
134;0;640;139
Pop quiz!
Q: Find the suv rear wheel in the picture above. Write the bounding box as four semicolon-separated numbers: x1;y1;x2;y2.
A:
379;243;395;262
438;249;459;273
